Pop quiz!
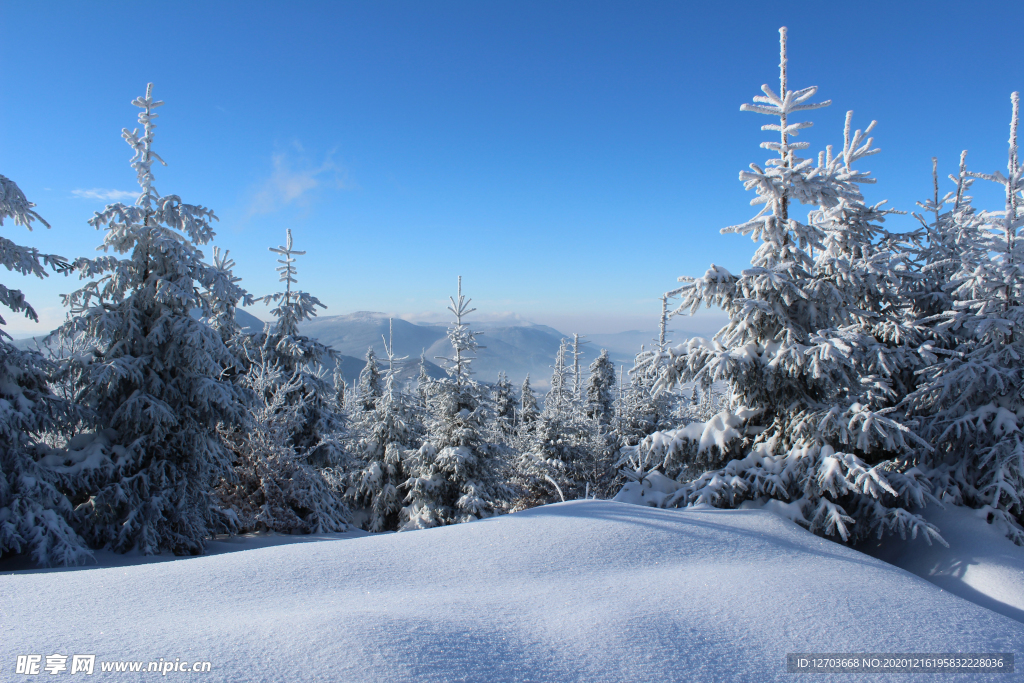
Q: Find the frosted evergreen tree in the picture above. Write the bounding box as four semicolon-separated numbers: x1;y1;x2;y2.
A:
580;348;619;497
634;29;941;545
349;319;417;532
357;347;383;413
614;362;659;448
903;157;975;319
545;338;572;418
586;349;616;425
415;352;434;411
491;371;517;438
514;340;595;507
333;365;347;412
215;345;349;534
519;374;539;428
571;333;589;403
401;277;509;529
625;296;685;434
205;247;248;343
0;174;91;566
242;229;341;465
58;84;251;555
906;94;1024;542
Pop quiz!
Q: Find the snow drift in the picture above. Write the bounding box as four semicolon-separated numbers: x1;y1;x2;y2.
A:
2;500;1022;682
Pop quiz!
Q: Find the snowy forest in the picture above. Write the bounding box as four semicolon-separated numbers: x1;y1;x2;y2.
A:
3;26;1024;570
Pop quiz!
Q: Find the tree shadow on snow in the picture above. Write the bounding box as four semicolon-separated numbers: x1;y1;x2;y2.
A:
507;499;886;573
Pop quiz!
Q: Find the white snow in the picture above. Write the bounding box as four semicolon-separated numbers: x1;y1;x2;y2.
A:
2;500;1022;682
859;503;1024;625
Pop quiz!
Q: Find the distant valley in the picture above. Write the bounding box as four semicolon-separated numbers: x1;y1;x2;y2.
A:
16;308;719;390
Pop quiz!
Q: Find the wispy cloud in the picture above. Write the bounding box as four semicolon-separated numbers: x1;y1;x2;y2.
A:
71;188;138;202
245;143;351;218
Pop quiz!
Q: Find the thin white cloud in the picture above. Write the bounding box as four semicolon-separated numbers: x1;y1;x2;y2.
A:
245;144;351;218
71;188;138;202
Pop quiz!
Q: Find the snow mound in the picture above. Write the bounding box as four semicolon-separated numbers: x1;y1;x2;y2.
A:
2;500;1022;682
859;503;1024;625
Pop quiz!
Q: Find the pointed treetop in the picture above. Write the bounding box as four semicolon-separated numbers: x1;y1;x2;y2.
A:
448;275;477;324
778;26;787;96
740;27;830;160
122;83;167;207
1010;92;1020;171
381;317;409;402
439;275;482;385
269;228;307;295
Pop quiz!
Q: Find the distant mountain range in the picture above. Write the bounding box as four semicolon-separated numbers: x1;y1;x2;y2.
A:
13;308;723;390
299;312;629;389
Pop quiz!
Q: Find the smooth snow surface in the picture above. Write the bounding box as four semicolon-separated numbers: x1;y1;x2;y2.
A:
2;501;1022;682
860;504;1024;625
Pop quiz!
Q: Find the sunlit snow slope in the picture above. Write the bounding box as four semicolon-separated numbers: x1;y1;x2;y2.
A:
2;501;1022;682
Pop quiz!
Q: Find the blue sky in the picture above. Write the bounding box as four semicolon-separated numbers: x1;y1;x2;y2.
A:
2;0;1023;336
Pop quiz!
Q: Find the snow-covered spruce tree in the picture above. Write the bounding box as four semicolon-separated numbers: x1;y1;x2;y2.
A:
401;277;510;529
519;374;539;429
902;156;977;320
242;229;341;466
620;299;685;445
58;85;251;555
586;349;616;425
349;319;417;532
614;351;661;449
631;29;941;545
490;371;517;439
578;348;620;498
357;346;383;413
415;352;434;412
0;174;92;566
215;344;349;534
570;333;589;403
514;339;594;508
205;246;248;344
545;338;572;418
905;93;1024;543
333;364;347;412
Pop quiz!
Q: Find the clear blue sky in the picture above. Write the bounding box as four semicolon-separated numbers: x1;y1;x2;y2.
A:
2;0;1022;336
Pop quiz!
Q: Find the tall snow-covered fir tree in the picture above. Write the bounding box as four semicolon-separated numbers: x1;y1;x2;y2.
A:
215;343;349;534
514;338;596;508
349;319;418;532
490;371;517;438
241;229;341;466
357;347;383;413
615;349;662;449
401;277;510;529
415;352;434;412
902;156;978;321
578;348;620;498
544;338;572;419
905;93;1024;543
585;349;616;425
58;84;252;555
217;230;347;529
632;29;942;545
570;333;588;403
0;174;91;566
519;374;539;429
